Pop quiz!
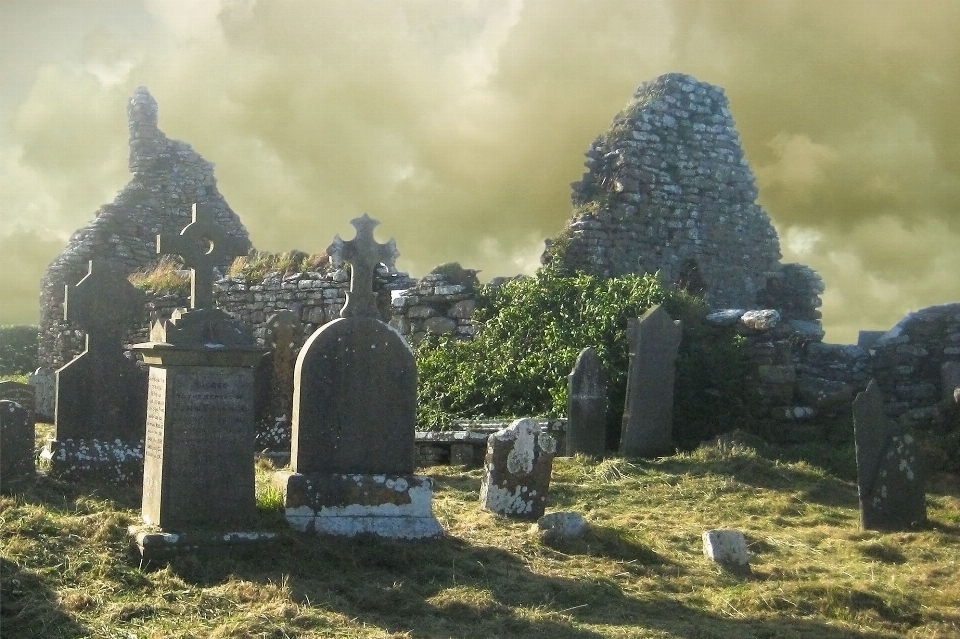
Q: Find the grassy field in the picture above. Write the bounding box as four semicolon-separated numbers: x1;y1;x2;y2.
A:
1;436;959;638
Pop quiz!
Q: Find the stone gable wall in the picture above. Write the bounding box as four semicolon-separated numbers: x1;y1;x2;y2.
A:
38;87;251;369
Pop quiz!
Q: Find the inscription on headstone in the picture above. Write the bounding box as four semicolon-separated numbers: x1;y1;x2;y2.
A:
853;380;927;530
566;347;607;457
0;400;35;486
0;381;36;428
619;305;682;457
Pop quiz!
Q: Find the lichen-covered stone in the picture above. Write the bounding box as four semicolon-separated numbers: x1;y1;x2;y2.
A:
480;418;556;519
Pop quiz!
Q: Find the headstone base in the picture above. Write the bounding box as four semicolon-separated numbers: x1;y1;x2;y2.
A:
274;472;443;539
128;525;279;562
42;437;144;483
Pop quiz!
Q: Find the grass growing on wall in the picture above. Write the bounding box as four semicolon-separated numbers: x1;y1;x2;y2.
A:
227;250;329;281
128;255;190;295
1;444;959;638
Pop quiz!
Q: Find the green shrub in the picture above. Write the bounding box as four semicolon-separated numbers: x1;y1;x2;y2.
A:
415;267;752;448
0;325;39;375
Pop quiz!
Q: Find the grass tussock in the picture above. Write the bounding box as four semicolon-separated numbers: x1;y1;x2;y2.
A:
1;442;959;638
129;255;190;294
227;250;329;281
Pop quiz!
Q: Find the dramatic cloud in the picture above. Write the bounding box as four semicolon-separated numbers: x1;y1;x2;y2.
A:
1;0;958;344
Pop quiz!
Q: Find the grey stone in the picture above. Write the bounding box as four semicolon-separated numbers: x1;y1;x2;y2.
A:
0;381;35;427
857;330;885;350
566;347;607;457
620;305;682;457
739;309;781;332
796;375;854;413
0;400;35;486
853;380;927;530
758;364;796;385
480;418;557;519
28;367;55;422
702;529;750;572
255;310;299;451
535;511;588;541
423;316;457;335
705;309;745;326
788;319;825;341
447;299;476;319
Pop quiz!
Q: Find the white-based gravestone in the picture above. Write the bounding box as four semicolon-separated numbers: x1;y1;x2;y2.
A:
619;305;682;457
274;214;442;539
702;529;750;573
480;418;557;519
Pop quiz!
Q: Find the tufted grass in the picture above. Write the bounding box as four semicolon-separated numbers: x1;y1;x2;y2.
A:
1;440;959;638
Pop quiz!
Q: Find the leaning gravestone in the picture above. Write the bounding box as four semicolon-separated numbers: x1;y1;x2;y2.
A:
43;260;147;482
566;347;607;457
255;310;300;453
28;367;55;422
852;379;927;530
129;203;273;560
274;214;442;538
0;400;35;488
480;418;557;520
619;305;682;457
0;381;36;428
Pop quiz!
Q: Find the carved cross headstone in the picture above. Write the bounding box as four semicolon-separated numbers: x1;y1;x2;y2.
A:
158;202;247;309
327;213;398;319
65;261;145;354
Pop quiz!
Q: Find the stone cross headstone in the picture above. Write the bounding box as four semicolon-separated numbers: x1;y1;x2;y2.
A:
135;205;261;536
0;381;35;429
619;305;682;457
480;418;557;519
0;400;35;487
28;367;55;422
276;214;441;539
255;310;300;451
566;347;607;457
853;380;927;530
46;260;147;481
291;214;414;475
157;202;248;309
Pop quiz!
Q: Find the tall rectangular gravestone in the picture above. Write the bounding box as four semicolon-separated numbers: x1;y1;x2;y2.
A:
853;380;927;530
565;347;607;457
1;400;35;488
619;305;682;457
275;214;441;538
43;261;148;483
254;310;300;454
129;203;274;561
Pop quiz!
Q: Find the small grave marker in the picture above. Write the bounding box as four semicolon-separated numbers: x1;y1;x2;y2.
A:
566;347;607;457
480;418;557;519
0;400;35;487
0;381;35;428
619;305;682;457
853;380;927;530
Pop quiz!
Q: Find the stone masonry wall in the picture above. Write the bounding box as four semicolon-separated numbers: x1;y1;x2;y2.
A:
39;87;251;370
545;73;785;310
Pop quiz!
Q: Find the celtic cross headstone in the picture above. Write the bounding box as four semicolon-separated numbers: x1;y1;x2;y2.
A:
328;213;398;319
158;202;247;310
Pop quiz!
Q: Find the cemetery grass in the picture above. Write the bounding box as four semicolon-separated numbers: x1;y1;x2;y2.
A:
1;443;959;638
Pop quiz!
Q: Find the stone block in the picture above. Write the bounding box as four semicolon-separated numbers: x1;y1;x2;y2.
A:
480;418;557;519
702;529;750;572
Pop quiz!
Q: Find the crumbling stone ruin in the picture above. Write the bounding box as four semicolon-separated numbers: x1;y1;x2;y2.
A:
544;73;814;314
38;87;251;370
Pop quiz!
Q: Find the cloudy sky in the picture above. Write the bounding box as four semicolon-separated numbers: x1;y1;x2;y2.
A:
1;0;958;343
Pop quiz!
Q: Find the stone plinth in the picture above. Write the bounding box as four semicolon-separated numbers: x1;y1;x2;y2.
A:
274;471;442;539
480;418;557;519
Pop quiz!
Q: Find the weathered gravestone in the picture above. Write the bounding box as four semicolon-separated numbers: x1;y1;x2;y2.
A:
28;367;55;422
480;418;557;519
0;381;36;428
130;203;273;560
853;380;927;530
43;260;147;482
566;347;607;457
275;214;442;538
254;310;300;453
0;400;35;488
619;305;682;457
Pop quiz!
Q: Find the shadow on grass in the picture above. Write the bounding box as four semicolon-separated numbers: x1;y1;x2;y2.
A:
166;533;905;639
9;473;141;512
0;558;90;639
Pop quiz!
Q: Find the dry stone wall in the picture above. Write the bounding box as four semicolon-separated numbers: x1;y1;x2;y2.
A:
546;73;785;310
39;87;250;370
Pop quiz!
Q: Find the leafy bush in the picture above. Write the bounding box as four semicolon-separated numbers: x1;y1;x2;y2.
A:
415;267;752;448
0;325;39;375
